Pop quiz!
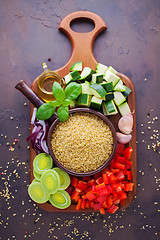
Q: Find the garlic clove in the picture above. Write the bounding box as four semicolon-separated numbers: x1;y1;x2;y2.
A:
116;132;132;144
118;113;133;134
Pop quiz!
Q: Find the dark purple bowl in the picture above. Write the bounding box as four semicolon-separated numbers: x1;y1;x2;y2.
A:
47;108;117;177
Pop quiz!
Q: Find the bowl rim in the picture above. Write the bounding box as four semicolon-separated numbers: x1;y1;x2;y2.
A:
47;107;117;177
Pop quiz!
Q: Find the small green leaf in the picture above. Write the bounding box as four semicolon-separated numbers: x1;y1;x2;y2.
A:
36;103;56;120
49;100;61;107
52;82;65;102
62;99;73;106
65;82;82;100
57;106;69;122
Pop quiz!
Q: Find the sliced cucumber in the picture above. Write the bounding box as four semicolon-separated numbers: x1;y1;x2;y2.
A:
81;67;94;81
70;70;81;80
104;71;120;87
53;167;70;190
92;73;103;84
118;102;131;116
49;190;71;209
122;86;132;97
90;83;107;98
100;81;114;92
102;100;118;114
64;73;72;85
107;66;117;75
28;182;49;204
96;63;108;74
41;169;60;194
70;61;82;71
81;81;92;95
33;153;53;175
113;81;126;92
75;93;92;107
113;91;126;106
90;96;103;110
104;92;114;101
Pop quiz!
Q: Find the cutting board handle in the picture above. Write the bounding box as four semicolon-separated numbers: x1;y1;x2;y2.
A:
57;11;107;74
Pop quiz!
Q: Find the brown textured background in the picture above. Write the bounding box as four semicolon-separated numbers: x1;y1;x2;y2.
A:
0;0;160;240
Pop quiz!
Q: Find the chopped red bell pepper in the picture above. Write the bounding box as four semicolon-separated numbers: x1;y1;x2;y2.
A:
116;143;125;154
95;176;103;185
99;207;105;215
70;176;79;187
114;162;126;170
102;173;109;185
124;182;134;192
93;202;103;210
116;156;125;164
87;179;96;187
93;172;101;180
97;194;107;204
95;183;108;195
123;147;133;160
110;168;120;173
109;174;117;183
71;189;79;200
106;194;113;209
76;181;87;192
119;191;127;200
127;170;132;180
106;184;113;195
76;198;82;210
81;199;86;209
125;160;133;169
107;204;119;214
85;200;90;208
82;176;91;182
115;171;125;181
85;191;97;201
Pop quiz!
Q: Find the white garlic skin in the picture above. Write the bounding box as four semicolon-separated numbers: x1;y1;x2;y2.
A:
118;113;133;135
116;132;132;144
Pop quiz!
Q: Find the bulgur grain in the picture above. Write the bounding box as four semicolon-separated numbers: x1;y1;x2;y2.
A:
50;112;113;173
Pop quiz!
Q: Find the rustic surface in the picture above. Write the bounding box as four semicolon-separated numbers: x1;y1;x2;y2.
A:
0;1;160;240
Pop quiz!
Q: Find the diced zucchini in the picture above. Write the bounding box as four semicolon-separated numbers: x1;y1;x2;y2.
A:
64;73;72;85
70;70;81;80
96;63;108;74
75;93;91;107
107;66;117;75
113;91;126;106
113;81;126;92
118;102;131;116
102;100;118;114
70;61;82;72
90;83;107;99
90;96;102;110
81;67;94;81
103;70;120;87
122;86;132;97
81;81;92;95
92;73;103;84
104;92;114;101
100;81;113;92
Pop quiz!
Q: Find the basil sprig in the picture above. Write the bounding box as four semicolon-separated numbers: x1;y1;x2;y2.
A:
36;82;82;122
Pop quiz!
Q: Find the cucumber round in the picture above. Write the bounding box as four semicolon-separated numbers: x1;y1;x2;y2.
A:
41;169;60;194
49;190;71;209
33;153;53;175
53;167;70;190
28;182;49;203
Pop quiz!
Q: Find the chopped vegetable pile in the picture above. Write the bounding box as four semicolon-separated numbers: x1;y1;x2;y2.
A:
67;144;134;214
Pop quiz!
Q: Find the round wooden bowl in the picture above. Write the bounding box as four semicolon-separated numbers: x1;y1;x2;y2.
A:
47;108;117;177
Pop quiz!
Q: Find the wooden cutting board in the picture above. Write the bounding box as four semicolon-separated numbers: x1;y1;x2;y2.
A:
30;11;137;212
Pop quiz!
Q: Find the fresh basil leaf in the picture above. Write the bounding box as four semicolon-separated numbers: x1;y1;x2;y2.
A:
65;82;82;100
52;82;65;102
49;100;61;107
57;106;69;122
62;99;73;106
36;103;56;120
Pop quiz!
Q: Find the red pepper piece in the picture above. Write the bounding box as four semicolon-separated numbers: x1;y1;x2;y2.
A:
115;171;125;181
109;174;117;183
113;162;126;170
76;198;82;210
97;194;107;204
125;160;133;169
102;173;109;185
82;176;91;182
106;194;113;209
106;184;113;195
102;200;108;208
120;199;125;205
116;143;125;154
70;176;79;187
93;172;101;180
107;204;119;214
89;200;94;207
99;207;105;215
119;191;127;200
124;182;134;191
95;183;108;195
95;176;103;185
87;179;96;187
93;202;103;210
85;200;90;208
123;147;133;160
76;181;87;191
110;168;120;173
71;190;79;200
81;199;86;209
127;170;132;180
85;191;97;201
116;156;125;164
66;186;73;195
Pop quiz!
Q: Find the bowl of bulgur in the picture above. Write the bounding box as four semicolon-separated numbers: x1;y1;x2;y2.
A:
47;108;117;177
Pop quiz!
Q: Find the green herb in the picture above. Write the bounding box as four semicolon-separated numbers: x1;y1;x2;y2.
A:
36;82;82;122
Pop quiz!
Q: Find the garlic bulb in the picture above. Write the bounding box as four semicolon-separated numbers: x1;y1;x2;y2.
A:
116;132;132;144
118;113;133;134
